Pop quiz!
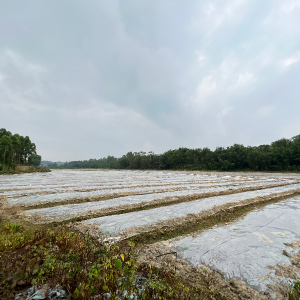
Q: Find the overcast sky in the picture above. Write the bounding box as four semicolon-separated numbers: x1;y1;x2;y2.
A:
1;1;300;161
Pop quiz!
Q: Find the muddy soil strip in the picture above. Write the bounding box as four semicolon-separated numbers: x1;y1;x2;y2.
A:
66;179;252;193
13;181;295;210
0;188;45;193
9;185;205;207
0;173;225;189
121;190;300;245
2;179;248;198
20;182;298;225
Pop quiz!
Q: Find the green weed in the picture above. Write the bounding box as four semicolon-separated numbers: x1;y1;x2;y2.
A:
289;281;300;300
0;220;210;299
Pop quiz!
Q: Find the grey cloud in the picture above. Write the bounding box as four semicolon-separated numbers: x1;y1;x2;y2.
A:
0;0;300;160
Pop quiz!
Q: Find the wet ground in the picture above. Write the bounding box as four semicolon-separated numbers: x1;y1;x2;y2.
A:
1;169;300;298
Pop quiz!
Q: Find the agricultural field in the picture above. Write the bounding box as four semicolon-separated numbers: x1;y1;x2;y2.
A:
1;169;300;299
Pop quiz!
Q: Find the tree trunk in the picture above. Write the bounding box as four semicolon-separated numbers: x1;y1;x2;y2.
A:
3;148;7;165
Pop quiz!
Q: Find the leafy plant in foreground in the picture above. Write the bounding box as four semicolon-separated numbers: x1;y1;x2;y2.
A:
0;221;211;299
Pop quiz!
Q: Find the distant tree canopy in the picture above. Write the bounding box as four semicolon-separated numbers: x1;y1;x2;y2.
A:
52;134;300;172
0;128;41;167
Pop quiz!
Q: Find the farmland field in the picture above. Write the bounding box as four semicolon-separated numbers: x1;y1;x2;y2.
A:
1;169;300;298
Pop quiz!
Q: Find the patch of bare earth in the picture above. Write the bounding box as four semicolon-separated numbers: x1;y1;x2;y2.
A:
137;244;270;300
267;241;300;298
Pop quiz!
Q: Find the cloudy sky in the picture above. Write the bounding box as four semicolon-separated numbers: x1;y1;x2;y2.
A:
1;1;300;161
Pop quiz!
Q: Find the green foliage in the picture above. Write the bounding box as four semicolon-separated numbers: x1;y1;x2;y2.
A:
0;221;34;252
0;221;138;298
0;128;41;169
289;281;300;300
0;221;222;299
3;221;22;233
52;134;300;172
0;135;13;166
28;154;42;167
0;128;12;139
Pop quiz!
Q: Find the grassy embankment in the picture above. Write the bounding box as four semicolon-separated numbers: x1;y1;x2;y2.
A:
0;165;51;175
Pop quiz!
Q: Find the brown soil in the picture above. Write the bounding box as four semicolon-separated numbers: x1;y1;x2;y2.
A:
267;240;300;298
117;189;300;240
15;166;35;171
5;180;243;200
12;180;294;209
17;182;297;225
268;241;300;280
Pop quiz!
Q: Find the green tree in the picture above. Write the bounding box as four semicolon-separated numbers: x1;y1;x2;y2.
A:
270;138;292;170
28;154;42;167
290;135;300;170
0;135;13;166
119;155;129;169
0;128;12;139
10;134;21;164
0;129;41;170
23;136;36;163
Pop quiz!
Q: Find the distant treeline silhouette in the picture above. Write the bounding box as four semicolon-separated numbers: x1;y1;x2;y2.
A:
50;135;300;172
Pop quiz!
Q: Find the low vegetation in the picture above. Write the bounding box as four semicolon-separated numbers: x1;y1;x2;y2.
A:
1;218;299;299
0;220;213;299
289;281;300;300
48;134;300;172
0;166;50;175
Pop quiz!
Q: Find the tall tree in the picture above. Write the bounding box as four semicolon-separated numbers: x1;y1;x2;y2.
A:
10;134;21;164
0;135;13;166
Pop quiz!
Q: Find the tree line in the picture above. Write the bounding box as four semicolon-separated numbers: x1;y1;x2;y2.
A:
0;128;42;168
51;134;300;172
